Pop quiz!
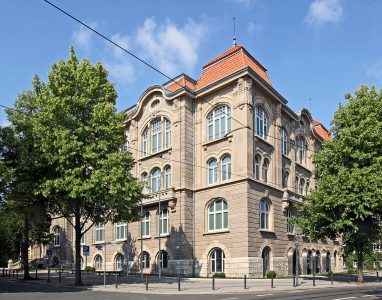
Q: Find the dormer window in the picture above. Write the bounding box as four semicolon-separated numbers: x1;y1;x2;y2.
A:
151;99;160;109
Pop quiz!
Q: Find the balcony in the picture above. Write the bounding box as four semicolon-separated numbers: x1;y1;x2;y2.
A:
142;188;177;211
282;188;304;211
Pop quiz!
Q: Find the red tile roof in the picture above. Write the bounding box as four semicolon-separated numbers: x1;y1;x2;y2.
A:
313;120;331;141
165;74;196;92
195;45;271;90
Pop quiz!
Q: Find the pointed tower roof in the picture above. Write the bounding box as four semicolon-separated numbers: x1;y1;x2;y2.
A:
195;45;271;91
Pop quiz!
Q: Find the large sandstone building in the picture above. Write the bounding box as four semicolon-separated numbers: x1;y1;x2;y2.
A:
30;45;343;277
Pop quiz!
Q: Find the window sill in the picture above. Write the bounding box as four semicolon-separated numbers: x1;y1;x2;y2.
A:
254;135;274;149
203;229;229;236
259;229;275;234
115;239;127;243
139;147;172;161
93;241;105;245
53;245;60;248
202;134;232;149
287;233;295;237
137;236;151;240
154;234;170;238
282;154;291;161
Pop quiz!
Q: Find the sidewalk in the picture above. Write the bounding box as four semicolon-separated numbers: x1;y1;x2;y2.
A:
3;271;381;295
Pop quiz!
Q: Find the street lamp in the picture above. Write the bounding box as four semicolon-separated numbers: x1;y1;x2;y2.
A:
294;233;301;287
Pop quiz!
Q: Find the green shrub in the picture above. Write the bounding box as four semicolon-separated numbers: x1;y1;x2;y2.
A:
85;266;95;272
212;272;226;278
266;271;277;279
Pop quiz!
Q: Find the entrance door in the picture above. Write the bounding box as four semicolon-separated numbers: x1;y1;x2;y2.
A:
262;247;270;277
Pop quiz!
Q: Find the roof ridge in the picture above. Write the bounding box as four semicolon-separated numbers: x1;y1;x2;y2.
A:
203;45;243;68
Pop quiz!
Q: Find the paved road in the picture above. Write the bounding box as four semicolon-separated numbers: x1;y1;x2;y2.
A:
1;278;382;300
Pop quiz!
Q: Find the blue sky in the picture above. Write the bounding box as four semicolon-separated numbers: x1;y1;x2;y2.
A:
1;0;382;128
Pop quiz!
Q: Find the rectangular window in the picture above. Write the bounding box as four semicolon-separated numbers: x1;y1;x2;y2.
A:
287;210;294;234
81;226;86;245
95;223;105;242
116;221;127;240
159;209;169;235
152;119;162;153
165;119;171;148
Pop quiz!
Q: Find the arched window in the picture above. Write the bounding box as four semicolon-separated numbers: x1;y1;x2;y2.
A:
164;165;171;189
141;251;150;269
221;154;231;181
305;181;310;195
151;118;162;153
95;223;105;242
151;168;161;192
282;170;289;189
208;199;228;231
254;155;261;180
315;251;321;274
287;209;294;234
263;159;269;183
259;200;270;229
255;107;268;138
281;127;288;155
159;208;169;235
307;250;313;275
296;136;305;164
326;252;331;273
262;247;270;277
207;105;231;141
299;178;305;195
53;226;60;247
208;159;217;185
142;127;148;156
116;221;127;240
158;250;168;269
210;248;225;273
141;172;149;194
95;255;103;270
165;119;171;148
115;253;125;270
141;212;150;237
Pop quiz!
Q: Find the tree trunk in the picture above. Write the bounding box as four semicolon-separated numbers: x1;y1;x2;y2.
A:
74;201;82;285
21;211;31;280
356;250;364;283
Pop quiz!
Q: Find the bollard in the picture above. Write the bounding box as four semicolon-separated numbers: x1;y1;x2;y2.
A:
35;269;38;279
47;269;51;283
313;272;316;287
145;275;148;291
271;277;274;288
16;269;18;280
115;273;118;289
331;272;333;285
178;274;181;291
244;274;247;289
212;276;215;290
293;274;296;287
377;271;379;283
59;271;61;284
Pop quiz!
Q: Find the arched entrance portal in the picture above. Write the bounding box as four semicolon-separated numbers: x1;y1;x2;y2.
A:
307;251;312;275
326;252;331;272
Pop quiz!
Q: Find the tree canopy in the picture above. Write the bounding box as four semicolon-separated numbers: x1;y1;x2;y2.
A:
296;85;382;282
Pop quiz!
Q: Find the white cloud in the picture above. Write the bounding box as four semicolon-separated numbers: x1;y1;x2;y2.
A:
305;0;343;26
366;60;382;82
136;18;209;76
72;24;96;49
110;33;130;59
104;58;134;85
247;21;263;35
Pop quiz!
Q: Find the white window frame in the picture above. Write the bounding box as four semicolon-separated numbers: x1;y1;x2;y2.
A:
53;226;60;247
259;200;270;230
141;251;150;269
255;106;267;138
207;105;231;141
151;119;162;153
80;225;86;245
116;221;127;241
115;254;125;270
263;159;269;183
221;154;231;181
95;223;105;243
141;212;151;237
208;159;217;185
95;255;103;270
142;128;148;156
158;250;168;269
165;119;171;148
210;248;225;273
151;168;161;193
296;136;305;164
159;208;169;235
208;199;228;231
164;165;171;189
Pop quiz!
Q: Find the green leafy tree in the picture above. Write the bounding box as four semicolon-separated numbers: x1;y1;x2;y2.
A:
295;85;382;283
29;48;143;285
0;90;52;279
